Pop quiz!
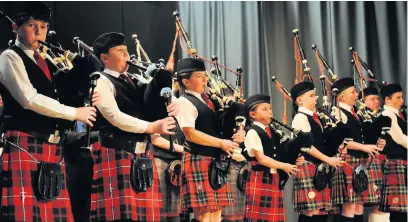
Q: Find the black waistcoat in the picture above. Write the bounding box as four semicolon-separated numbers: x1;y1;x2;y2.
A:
248;124;282;163
0;46;66;134
184;93;223;158
384;113;407;160
340;107;366;158
298;112;325;164
94;72;147;141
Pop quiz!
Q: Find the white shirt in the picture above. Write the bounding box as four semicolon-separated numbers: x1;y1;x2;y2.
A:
292;107;321;133
0;39;76;121
94;68;149;133
174;90;207;129
382;105;408;148
244;121;277;173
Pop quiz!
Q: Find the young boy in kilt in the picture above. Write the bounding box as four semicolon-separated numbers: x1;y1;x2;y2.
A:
330;78;386;222
174;58;245;222
0;2;99;221
359;87;391;222
243;94;302;222
90;32;179;221
378;83;407;222
290;82;345;222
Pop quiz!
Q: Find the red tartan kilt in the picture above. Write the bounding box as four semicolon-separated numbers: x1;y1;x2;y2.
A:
89;142;163;222
379;159;408;212
245;169;285;222
181;152;234;210
369;154;386;191
331;154;379;205
293;162;331;213
1;131;73;221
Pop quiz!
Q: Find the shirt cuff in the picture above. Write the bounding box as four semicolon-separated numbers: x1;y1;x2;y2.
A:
64;106;77;121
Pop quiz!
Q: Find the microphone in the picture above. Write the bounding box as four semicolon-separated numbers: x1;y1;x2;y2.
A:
160;87;175;152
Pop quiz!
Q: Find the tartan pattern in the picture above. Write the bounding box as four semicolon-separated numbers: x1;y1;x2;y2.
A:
293;161;332;213
331;154;379;205
1;131;73;222
181;152;234;210
379;159;408;212
222;161;248;217
245;169;285;222
154;157;181;217
89;142;163;222
369;154;386;193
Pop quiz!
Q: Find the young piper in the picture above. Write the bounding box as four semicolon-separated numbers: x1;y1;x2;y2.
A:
0;2;98;221
290;82;344;222
379;83;407;222
359;87;390;221
330;78;386;222
175;58;245;222
243;94;302;222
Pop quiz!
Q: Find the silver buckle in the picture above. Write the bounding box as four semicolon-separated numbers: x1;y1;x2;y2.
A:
134;142;147;154
48;130;60;144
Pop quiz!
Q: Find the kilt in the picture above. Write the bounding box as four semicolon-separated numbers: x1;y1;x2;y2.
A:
222;160;248;217
379;159;408;213
1;130;73;222
154;157;181;217
181;152;234;211
369;154;386;194
245;168;285;222
293;161;332;213
89;142;163;222
331;154;379;206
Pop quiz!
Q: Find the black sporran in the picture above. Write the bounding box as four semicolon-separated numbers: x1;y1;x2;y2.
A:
237;163;250;193
35;162;63;200
313;163;332;191
209;159;229;190
131;155;153;192
352;165;369;194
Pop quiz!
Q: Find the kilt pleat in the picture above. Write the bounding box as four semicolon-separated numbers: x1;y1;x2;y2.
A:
89;142;163;222
1;130;73;222
331;154;380;205
154;157;181;217
245;167;285;222
222;161;248;217
379;159;408;213
293;161;332;213
181;152;234;210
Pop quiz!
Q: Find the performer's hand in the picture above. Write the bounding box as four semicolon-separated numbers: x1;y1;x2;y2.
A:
148;117;176;135
282;163;299;176
326;157;345;169
174;144;184;153
167;99;179;117
231;127;245;143
75;107;97;127
361;144;381;158
220;140;239;156
91;91;101;106
295;156;305;166
376;138;386;151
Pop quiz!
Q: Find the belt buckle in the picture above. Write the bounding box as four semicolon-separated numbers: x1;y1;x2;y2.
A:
48;130;60;144
134;142;147;154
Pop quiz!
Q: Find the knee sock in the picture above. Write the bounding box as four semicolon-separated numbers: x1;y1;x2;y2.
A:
368;212;390;222
312;214;328;222
353;214;363;222
340;215;354;222
390;212;407;222
298;214;313;222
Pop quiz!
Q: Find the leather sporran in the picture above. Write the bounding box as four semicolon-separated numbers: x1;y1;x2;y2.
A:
313;163;332;191
237;163;250;193
35;162;63;200
131;155;153;192
352;165;369;194
208;159;229;191
167;160;182;187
